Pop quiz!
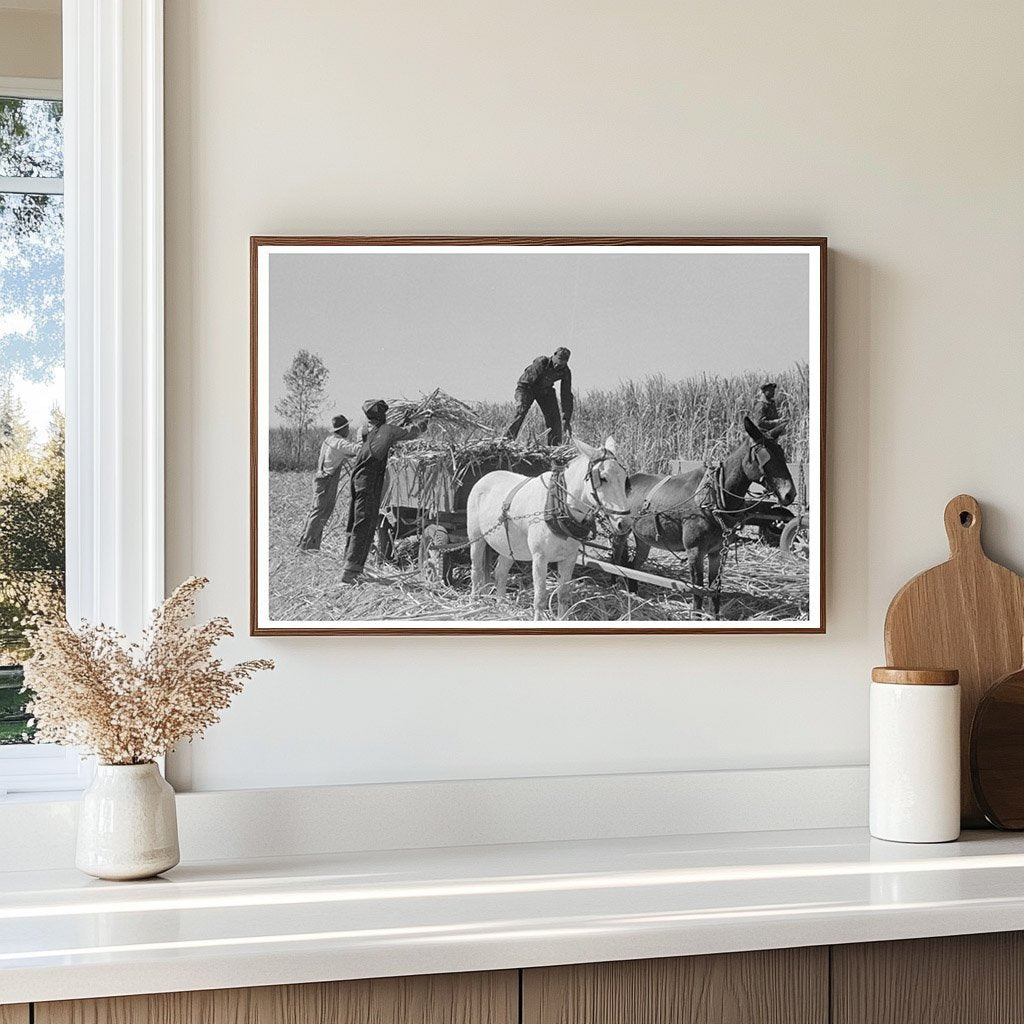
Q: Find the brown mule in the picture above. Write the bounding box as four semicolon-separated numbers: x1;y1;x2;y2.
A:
611;417;796;617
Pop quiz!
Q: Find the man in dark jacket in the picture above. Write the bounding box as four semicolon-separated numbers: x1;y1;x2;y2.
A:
752;382;786;434
298;414;360;551
341;399;429;584
504;346;574;445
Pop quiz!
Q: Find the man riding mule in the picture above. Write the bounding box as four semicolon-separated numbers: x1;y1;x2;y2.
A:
611;417;796;617
752;382;787;434
467;436;632;620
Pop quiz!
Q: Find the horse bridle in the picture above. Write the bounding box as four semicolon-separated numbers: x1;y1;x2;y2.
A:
747;441;782;502
708;442;781;509
585;451;631;520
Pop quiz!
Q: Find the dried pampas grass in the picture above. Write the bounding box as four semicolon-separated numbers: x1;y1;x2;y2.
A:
23;577;273;765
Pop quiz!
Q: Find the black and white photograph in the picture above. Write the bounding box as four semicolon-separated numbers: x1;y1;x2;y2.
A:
251;238;825;634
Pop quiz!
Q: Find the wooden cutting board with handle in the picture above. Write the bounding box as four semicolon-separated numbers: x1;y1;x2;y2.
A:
884;494;1024;826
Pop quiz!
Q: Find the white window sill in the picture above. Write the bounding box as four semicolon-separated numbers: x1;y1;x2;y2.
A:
0;746;94;800
0;789;86;804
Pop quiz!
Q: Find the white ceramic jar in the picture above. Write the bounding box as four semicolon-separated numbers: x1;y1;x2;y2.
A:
870;667;961;843
76;762;180;880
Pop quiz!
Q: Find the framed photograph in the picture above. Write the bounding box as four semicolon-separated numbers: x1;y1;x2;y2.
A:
251;236;826;635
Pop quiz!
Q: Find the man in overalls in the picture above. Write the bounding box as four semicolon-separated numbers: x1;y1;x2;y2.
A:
504;346;574;445
298;414;359;551
341;399;429;584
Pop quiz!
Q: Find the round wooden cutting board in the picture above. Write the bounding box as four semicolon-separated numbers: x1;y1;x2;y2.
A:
971;658;1024;829
884;495;1024;827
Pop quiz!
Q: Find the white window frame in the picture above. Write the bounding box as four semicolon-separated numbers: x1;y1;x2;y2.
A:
0;0;165;797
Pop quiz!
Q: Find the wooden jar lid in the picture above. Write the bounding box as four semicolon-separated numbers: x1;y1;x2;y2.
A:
871;667;960;686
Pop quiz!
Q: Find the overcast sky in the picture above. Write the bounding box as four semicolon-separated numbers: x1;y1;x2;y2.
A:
267;250;810;426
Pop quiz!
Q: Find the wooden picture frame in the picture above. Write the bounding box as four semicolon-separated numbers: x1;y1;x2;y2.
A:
251;236;826;635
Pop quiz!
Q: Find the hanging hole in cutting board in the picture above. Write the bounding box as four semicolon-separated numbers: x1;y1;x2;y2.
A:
960;511;973;527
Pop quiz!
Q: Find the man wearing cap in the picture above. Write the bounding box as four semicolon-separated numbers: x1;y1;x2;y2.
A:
752;382;786;433
341;399;429;584
504;347;574;446
298;414;360;551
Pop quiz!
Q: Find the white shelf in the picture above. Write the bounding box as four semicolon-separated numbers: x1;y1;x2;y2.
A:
4;826;1024;1004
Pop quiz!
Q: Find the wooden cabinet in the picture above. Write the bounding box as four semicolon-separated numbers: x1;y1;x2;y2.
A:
522;948;828;1024
14;933;1024;1024
34;971;517;1024
832;932;1024;1024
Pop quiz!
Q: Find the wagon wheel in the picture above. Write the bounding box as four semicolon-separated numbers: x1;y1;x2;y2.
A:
758;507;794;547
418;525;453;585
780;514;810;561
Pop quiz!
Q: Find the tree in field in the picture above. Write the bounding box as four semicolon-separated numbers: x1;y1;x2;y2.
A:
274;350;328;466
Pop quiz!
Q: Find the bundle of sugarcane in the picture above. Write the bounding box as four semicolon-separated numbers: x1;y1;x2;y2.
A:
389;388;490;436
451;436;576;464
388;435;577;508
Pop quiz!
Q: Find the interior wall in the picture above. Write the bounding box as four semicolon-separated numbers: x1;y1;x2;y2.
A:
0;8;61;80
163;0;1024;792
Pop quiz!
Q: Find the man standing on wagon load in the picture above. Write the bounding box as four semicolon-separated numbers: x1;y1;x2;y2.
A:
298;414;360;551
504;346;574;446
341;399;429;585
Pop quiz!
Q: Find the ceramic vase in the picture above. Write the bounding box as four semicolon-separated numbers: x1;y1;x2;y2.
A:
76;762;180;880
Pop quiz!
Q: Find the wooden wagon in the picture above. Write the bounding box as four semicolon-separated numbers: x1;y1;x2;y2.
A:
379;450;550;583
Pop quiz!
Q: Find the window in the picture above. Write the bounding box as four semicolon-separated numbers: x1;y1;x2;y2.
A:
0;80;83;795
0;7;166;797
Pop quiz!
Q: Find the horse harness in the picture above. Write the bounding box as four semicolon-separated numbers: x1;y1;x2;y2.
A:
500;452;625;547
640;442;778;544
545;466;597;542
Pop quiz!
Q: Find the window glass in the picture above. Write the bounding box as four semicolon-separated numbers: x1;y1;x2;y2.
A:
0;97;65;745
0;97;63;178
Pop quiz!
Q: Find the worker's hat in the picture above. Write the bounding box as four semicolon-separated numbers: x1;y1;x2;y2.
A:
362;399;388;423
331;414;349;431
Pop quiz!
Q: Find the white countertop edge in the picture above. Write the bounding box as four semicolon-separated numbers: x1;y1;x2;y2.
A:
10;900;1024;1006
6;826;1024;1005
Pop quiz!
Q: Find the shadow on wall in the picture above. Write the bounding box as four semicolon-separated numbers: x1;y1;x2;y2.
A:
828;249;874;638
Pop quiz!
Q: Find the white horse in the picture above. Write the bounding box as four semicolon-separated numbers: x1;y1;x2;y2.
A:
467;437;633;620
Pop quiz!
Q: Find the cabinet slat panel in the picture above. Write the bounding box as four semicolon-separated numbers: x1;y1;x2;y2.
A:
522;948;828;1024
0;1007;30;1024
35;971;518;1024
832;933;1024;1024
